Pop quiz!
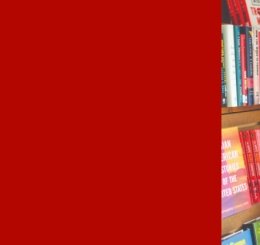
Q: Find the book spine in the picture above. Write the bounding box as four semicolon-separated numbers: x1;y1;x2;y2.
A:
239;132;253;204
222;24;238;107
250;129;260;199
234;25;242;106
222;34;227;108
226;0;239;25
238;0;251;26
233;0;245;25
240;33;248;106
242;223;257;245
245;26;254;105
253;27;260;105
258;30;260;105
242;130;260;203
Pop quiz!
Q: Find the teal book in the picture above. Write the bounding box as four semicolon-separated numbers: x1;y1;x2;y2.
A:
234;25;242;106
222;229;253;245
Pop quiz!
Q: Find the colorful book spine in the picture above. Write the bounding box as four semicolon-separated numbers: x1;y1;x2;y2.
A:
234;25;242;106
222;34;227;108
233;0;245;25
226;0;239;25
240;33;248;106
238;0;251;26
253;27;260;105
245;26;254;105
249;129;260;196
242;130;260;203
239;131;253;204
222;24;238;107
258;29;260;105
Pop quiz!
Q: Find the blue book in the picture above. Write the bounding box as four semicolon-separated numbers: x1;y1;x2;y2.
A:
222;229;253;245
234;25;242;106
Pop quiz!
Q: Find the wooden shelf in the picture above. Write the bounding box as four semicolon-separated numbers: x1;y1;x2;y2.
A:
222;203;260;236
222;105;260;115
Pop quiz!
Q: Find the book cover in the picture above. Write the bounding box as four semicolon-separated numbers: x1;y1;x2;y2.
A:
239;131;253;204
239;0;251;26
222;229;253;245
226;0;239;25
249;129;260;197
222;127;252;219
242;219;260;245
253;27;260;105
245;0;260;27
234;25;243;106
222;33;228;108
241;130;260;203
241;33;248;106
233;0;246;25
222;24;238;107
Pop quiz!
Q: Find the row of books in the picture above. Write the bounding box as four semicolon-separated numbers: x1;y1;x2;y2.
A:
221;127;260;219
221;24;260;107
222;217;260;245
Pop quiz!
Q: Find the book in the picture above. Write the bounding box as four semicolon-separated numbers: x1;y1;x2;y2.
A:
244;0;260;27
222;33;228;108
222;24;238;107
241;33;248;106
244;26;254;105
234;25;243;106
222;127;252;219
242;218;260;245
222;229;253;245
241;130;260;203
239;0;251;26
253;27;260;105
239;131;253;204
226;0;239;25
249;129;260;196
233;0;246;25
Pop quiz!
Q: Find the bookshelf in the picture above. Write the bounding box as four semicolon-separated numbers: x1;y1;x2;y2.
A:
221;0;260;236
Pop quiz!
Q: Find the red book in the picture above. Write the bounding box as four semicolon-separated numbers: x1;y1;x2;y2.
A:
249;129;260;196
241;130;260;203
238;0;251;26
226;0;239;25
239;132;253;204
233;0;245;25
240;33;248;106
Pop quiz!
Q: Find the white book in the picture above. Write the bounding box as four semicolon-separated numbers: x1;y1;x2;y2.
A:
253;27;259;104
222;24;238;107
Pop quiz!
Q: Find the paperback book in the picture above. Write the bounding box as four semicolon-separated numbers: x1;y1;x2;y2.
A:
222;127;252;219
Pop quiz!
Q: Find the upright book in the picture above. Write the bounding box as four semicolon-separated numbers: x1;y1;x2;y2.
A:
222;229;253;245
234;25;243;106
253;27;260;105
222;24;238;107
222;127;252;219
226;0;239;25
249;129;260;196
239;131;253;203
241;130;260;203
241;32;248;106
222;33;227;108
